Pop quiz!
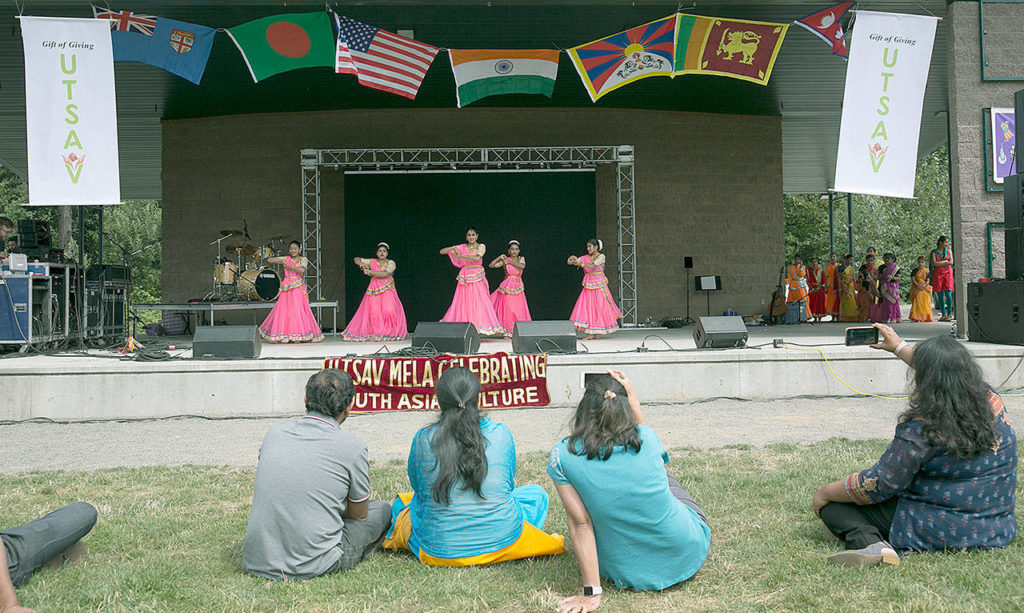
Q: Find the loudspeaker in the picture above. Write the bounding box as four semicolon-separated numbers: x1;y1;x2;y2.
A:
684;256;694;269
512;320;577;354
411;322;480;354
693;315;748;348
1005;174;1024;281
192;325;261;359
967;281;1024;345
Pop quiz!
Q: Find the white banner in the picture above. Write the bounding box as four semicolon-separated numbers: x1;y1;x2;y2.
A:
834;11;937;198
20;16;120;206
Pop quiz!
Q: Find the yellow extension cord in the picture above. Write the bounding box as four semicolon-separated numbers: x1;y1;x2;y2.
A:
782;344;1024;399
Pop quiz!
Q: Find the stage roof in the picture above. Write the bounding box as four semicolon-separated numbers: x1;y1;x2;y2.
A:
0;1;949;199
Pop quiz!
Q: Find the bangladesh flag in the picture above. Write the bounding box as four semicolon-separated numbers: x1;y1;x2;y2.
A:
226;12;335;82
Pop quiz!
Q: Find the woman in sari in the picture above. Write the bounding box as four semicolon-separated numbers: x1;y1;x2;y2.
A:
259;241;324;343
824;252;839;322
382;367;565;566
568;239;623;340
909;256;934;322
343;242;407;341
807;257;826;323
488;240;531;336
439;227;504;336
878;253;901;323
838;254;859;322
930;235;954;321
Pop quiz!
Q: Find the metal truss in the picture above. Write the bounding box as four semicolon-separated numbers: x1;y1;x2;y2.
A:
299;146;638;325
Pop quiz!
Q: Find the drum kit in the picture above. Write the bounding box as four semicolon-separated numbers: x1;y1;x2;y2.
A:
208;229;288;301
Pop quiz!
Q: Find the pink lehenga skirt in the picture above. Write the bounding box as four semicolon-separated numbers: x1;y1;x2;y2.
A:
259;282;324;343
490;275;531;334
570;275;622;335
343;279;408;342
443;268;505;336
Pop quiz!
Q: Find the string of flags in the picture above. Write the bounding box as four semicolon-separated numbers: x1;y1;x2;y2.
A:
86;4;855;105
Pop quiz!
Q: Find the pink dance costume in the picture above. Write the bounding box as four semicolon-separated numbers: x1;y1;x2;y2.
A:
442;244;505;336
490;261;532;334
570;255;623;335
259;256;324;343
343;258;408;341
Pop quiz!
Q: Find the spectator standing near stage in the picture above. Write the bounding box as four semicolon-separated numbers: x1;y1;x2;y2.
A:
785;254;809;308
909;256;934;322
242;370;391;579
2;502;98;613
383;367;565;565
343;242;408;342
813;325;1017;567
878;253;901;323
839;254;860;322
488;240;532;336
568;239;622;339
930;235;954;321
440;227;505;336
824;252;840;321
548;371;710;613
259;240;325;343
807;257;825;322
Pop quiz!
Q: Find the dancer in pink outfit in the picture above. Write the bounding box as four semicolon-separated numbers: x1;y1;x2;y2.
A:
343;242;408;341
488;240;532;336
568;238;622;340
259;241;324;343
439;227;505;336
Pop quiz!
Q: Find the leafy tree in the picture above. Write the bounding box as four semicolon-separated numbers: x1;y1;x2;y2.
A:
784;145;951;299
0;164;162;323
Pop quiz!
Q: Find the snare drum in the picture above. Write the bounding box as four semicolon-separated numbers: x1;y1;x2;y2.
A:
238;267;281;301
215;261;238;285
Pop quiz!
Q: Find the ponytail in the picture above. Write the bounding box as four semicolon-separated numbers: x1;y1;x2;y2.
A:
429;367;487;504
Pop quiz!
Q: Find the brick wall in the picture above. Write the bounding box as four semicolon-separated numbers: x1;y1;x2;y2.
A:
947;1;1021;327
162;108;783;325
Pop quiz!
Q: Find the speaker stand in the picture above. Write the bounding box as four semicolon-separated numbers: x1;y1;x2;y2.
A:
683;269;694;326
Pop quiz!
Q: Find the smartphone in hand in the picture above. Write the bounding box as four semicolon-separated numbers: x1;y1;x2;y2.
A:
845;326;879;346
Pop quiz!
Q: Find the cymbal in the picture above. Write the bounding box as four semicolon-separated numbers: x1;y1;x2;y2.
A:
220;229;243;237
266;234;287;241
226;242;256;255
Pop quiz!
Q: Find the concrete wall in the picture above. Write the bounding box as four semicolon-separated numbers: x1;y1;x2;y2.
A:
947;1;1022;328
162;108;783;325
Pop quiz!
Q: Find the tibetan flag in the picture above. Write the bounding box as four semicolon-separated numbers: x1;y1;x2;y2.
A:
226;12;335;83
568;15;676;102
335;14;439;100
795;2;855;59
93;6;215;84
674;14;789;85
448;49;559;107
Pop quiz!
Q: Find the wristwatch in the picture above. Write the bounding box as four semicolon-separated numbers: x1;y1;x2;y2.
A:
583;585;603;597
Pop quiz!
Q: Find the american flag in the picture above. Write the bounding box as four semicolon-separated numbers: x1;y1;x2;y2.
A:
334;14;439;100
93;6;158;36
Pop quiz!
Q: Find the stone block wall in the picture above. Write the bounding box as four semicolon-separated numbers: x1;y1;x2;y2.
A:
947;1;1023;327
162;108;782;325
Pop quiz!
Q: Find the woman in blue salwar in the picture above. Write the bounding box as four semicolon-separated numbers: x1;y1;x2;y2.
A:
813;324;1017;567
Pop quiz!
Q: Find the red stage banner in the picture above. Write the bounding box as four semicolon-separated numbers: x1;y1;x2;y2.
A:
322;352;550;413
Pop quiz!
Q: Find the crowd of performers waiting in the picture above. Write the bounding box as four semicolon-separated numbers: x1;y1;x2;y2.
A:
5;324;1015;613
784;235;956;324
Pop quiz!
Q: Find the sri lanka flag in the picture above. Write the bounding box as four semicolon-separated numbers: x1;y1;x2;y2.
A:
568;15;676;102
794;2;855;59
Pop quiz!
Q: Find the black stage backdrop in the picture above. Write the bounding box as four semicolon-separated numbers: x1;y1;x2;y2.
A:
344;172;597;331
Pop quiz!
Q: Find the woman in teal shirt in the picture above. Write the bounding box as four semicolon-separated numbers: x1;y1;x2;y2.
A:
548;370;710;612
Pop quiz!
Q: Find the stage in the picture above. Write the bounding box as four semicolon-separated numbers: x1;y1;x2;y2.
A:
2;319;1022;423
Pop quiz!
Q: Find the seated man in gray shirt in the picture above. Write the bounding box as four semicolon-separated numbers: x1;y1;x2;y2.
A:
242;369;391;579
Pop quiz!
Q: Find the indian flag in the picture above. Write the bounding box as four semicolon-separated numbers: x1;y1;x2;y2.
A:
448;49;560;108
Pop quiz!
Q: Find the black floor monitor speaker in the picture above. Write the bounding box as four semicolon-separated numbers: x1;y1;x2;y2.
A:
411;322;480;354
192;325;261;359
967;281;1024;345
693;315;748;348
512;320;577;354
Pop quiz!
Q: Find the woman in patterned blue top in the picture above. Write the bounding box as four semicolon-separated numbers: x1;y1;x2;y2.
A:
813;324;1017;567
548;370;711;613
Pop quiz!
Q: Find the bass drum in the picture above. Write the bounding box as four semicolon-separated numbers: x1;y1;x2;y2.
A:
238;267;281;301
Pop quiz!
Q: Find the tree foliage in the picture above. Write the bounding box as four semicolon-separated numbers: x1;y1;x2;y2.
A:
0;165;161;316
784;145;951;298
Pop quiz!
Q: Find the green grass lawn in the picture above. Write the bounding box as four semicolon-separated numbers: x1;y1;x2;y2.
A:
2;439;1022;612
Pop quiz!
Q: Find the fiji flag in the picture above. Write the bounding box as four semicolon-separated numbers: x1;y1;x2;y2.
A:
93;7;215;84
568;15;676;102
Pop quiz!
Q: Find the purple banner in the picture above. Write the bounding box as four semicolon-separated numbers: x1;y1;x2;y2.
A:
992;108;1017;184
